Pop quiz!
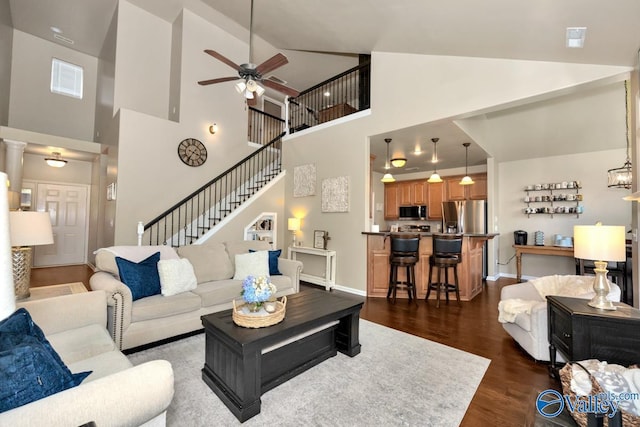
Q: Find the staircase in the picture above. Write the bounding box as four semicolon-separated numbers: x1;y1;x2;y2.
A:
143;132;285;248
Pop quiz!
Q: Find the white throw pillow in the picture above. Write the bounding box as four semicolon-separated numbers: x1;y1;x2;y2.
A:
233;250;270;280
157;258;198;296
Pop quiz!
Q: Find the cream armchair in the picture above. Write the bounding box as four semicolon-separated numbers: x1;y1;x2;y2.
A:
499;275;620;362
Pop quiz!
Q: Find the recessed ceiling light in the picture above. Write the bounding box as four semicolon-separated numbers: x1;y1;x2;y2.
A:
566;27;586;48
50;26;62;34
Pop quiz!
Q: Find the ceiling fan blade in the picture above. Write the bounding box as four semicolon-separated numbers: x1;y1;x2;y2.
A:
255;53;288;75
247;96;258;107
204;49;242;71
262;79;300;97
198;76;239;86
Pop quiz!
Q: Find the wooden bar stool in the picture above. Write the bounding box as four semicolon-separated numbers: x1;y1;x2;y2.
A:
426;234;463;308
387;233;420;304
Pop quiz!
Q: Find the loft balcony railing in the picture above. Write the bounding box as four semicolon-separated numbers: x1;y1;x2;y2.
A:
288;59;370;133
248;107;285;146
143;133;284;248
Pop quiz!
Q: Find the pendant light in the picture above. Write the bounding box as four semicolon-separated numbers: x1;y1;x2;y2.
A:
381;138;396;183
607;80;632;189
460;142;474;185
427;138;443;183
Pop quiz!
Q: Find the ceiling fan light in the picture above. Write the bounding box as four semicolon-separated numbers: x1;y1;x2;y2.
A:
390;158;407;168
255;84;265;96
381;173;396;183
244;89;254;99
427;172;442;183
235;81;246;93
460;175;474;185
246;78;258;92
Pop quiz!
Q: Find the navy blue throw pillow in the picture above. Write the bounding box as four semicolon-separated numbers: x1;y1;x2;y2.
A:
115;252;162;300
0;308;91;413
249;249;282;275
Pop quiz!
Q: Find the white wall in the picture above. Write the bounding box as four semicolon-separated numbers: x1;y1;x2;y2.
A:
0;0;12;127
114;1;171;120
497;148;632;279
9;30;98;141
22;153;93;185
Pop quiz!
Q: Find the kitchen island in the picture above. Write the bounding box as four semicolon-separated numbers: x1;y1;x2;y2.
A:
363;232;498;301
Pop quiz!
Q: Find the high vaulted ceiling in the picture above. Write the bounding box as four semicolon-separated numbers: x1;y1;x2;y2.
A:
5;0;639;171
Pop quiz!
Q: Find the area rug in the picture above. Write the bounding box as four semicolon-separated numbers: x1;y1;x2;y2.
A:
128;320;490;426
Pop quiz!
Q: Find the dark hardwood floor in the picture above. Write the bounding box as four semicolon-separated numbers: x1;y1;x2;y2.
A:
30;266;558;425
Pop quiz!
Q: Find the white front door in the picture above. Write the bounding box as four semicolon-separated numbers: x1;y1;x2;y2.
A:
34;183;88;266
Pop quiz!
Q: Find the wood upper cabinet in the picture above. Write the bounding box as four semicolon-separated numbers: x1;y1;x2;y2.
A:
427;181;445;220
444;174;488;201
398;181;413;206
384;183;399;219
445;178;466;201
412;181;428;205
468;175;487;200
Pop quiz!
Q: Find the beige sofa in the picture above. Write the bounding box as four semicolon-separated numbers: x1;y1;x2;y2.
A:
90;240;302;350
1;291;174;426
499;275;620;362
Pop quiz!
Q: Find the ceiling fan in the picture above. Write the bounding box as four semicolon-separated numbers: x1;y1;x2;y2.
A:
197;0;300;105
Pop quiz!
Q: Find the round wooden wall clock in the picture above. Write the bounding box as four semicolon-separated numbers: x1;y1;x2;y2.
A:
178;138;207;167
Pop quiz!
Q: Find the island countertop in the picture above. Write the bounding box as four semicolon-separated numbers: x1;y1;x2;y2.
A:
364;233;498;301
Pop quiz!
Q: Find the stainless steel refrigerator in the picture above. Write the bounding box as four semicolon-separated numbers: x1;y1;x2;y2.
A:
442;200;488;276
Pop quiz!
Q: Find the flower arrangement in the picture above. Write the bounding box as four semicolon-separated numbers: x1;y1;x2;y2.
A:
241;275;277;312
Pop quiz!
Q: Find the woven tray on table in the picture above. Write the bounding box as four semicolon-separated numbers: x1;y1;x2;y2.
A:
232;296;287;328
559;363;640;427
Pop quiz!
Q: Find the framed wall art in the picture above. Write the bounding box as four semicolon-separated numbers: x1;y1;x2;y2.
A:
321;176;349;212
293;163;316;197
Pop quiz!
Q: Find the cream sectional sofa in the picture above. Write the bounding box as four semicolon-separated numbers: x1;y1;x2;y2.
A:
90;240;302;350
1;290;174;426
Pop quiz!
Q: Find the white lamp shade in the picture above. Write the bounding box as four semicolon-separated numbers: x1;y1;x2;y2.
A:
288;217;300;232
573;225;626;262
9;211;54;247
427;172;443;183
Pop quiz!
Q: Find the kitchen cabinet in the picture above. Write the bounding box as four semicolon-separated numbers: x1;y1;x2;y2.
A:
412;181;428;205
384;183;398;219
427;182;445;220
398;181;413;205
445;174;487;201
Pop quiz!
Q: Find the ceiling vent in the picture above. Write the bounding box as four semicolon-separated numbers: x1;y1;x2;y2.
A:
53;33;75;45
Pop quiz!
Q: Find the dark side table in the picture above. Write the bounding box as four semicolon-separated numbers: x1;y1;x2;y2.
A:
547;296;640;376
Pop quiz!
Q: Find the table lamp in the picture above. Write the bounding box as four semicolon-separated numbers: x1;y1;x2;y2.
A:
9;211;54;300
573;223;625;310
288;217;300;247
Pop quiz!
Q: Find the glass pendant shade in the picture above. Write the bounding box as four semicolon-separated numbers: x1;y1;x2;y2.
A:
460;175;474;185
381;173;396;183
390;158;407;168
427;172;442;183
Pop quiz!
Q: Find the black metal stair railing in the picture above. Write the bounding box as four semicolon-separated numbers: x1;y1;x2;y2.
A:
248;106;286;146
289;59;370;133
144;132;285;248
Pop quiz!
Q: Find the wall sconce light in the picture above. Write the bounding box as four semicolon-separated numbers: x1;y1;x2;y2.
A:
44;152;67;168
209;123;218;134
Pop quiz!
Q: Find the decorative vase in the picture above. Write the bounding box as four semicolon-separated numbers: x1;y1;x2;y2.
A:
247;302;262;312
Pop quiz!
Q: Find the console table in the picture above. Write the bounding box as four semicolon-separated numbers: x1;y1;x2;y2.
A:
547;295;640;376
513;244;574;282
288;246;336;290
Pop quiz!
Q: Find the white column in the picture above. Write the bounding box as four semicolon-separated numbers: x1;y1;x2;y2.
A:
3;139;27;210
0;172;16;319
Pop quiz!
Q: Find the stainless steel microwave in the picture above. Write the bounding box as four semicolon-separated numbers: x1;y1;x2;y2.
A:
398;205;427;219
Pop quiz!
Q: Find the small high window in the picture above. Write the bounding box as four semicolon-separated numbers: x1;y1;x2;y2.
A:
51;58;83;99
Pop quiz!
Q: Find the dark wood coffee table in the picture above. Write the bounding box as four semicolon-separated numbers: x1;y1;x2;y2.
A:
201;288;364;422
